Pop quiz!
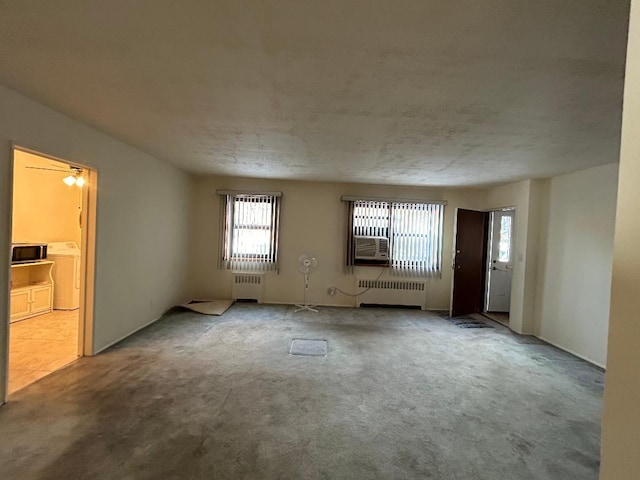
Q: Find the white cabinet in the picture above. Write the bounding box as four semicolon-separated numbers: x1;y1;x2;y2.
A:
10;288;31;319
10;261;54;323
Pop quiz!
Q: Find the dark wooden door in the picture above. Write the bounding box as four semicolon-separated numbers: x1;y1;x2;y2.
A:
450;209;489;317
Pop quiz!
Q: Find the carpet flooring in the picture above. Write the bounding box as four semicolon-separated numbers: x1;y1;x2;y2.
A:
0;304;604;479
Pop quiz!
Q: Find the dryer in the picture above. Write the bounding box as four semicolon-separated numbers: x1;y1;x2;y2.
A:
48;242;81;310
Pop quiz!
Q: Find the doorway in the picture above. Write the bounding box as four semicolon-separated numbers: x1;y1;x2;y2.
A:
484;209;515;325
7;147;96;396
450;207;515;324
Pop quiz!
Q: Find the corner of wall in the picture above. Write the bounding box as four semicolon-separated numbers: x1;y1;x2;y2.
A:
520;178;545;334
0;141;14;403
531;179;551;337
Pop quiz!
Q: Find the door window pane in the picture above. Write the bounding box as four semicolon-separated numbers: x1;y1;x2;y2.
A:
498;216;512;262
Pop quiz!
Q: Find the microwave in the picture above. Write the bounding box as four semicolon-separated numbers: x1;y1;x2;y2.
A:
11;243;48;264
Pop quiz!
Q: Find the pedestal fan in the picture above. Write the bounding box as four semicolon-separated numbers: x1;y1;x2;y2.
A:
295;253;318;313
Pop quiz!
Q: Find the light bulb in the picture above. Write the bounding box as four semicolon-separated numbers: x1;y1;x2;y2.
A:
75;176;85;187
63;175;76;186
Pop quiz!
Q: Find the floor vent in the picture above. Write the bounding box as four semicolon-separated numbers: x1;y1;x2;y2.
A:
355;279;426;310
289;339;327;357
232;273;264;303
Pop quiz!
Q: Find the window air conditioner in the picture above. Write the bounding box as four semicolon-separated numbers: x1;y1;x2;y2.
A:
354;236;389;260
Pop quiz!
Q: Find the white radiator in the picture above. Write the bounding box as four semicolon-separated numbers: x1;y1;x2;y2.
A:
232;273;264;303
355;278;426;310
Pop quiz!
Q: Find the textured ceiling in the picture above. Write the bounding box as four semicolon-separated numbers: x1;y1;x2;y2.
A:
0;0;630;186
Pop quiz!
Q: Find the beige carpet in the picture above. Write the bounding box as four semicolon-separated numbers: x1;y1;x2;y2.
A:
179;299;234;315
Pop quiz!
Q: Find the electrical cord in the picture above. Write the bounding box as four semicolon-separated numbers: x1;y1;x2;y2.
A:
333;265;388;297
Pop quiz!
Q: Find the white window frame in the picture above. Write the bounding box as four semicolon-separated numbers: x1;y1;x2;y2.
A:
218;191;281;272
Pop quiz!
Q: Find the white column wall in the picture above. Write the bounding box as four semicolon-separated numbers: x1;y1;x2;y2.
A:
0;86;192;402
600;0;640;475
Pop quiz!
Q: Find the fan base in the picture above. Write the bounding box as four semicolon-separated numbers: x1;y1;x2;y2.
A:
295;304;318;313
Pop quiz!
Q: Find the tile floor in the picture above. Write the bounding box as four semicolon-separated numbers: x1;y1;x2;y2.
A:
8;310;79;394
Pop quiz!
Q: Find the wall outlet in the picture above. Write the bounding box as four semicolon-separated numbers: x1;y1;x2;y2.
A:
328;287;337;296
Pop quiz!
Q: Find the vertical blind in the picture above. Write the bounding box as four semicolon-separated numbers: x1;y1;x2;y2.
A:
219;193;281;272
390;202;444;277
346;199;445;277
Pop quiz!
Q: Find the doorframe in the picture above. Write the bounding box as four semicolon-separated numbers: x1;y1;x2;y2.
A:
483;206;516;316
3;144;97;402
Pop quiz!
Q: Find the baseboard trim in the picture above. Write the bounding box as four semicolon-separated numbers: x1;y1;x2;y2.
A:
261;301;353;308
93;313;165;355
92;304;605;370
261;302;454;311
534;334;606;370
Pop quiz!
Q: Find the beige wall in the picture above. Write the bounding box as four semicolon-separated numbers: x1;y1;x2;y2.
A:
600;0;640;476
191;173;617;352
532;164;618;367
190;175;485;309
12;150;82;246
0;85;192;402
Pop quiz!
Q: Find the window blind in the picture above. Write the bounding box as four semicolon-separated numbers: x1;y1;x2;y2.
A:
390;202;444;277
219;193;281;272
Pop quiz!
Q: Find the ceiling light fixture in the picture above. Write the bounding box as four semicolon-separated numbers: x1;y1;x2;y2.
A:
62;167;85;187
63;175;76;186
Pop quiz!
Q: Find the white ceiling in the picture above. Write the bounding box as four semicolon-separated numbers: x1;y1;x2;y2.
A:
0;1;630;187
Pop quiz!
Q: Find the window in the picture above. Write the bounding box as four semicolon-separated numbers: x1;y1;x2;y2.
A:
219;193;281;271
498;215;512;262
346;199;445;277
353;201;389;238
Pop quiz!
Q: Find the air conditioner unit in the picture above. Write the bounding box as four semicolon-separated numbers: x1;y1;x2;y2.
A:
354;236;389;260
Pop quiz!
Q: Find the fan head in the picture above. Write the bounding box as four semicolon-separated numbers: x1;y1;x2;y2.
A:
297;253;318;274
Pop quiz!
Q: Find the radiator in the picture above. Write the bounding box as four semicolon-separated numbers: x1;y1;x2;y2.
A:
232;273;264;303
355;279;426;310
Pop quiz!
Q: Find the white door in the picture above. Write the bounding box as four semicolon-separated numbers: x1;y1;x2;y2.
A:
486;210;515;312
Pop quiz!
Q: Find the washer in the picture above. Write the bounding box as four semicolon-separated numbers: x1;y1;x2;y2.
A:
48;242;81;310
